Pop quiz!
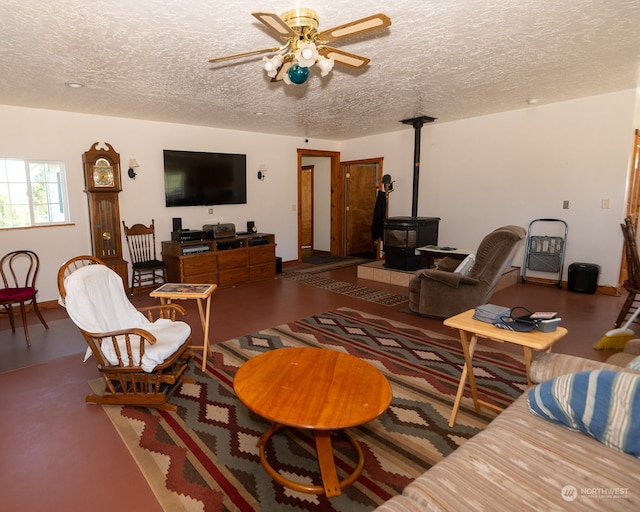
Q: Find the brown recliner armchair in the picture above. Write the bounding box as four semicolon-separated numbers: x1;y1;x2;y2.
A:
408;225;526;318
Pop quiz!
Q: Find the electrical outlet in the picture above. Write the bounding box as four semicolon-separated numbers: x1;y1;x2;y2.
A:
562;200;570;209
601;198;610;209
208;208;213;214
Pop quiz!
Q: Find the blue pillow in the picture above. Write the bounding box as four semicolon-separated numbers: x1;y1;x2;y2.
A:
627;355;640;371
528;370;640;457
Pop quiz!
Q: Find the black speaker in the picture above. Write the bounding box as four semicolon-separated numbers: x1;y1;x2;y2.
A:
247;221;256;233
172;217;182;232
568;263;600;294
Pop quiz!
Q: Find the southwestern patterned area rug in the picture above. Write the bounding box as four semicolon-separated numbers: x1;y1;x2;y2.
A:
292;256;374;274
280;273;408;307
96;308;528;512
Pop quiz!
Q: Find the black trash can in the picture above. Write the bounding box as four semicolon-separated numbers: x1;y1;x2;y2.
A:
567;262;600;293
275;256;282;274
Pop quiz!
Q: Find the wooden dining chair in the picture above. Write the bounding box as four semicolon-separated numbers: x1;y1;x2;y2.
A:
0;250;49;346
615;217;640;327
122;219;167;294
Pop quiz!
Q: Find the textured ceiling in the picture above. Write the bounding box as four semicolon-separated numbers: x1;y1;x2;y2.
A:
1;0;639;140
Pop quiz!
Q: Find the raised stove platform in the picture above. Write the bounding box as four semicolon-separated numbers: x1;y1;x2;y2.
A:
357;260;414;287
358;260;520;291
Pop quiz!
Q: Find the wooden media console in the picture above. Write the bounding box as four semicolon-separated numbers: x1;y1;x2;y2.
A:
161;233;276;287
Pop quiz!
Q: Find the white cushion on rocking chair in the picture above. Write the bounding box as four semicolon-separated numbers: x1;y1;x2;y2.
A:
64;264;191;372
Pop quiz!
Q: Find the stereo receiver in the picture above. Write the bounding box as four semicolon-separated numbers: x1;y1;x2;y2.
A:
248;236;269;246
203;223;236;239
181;244;210;255
172;229;204;242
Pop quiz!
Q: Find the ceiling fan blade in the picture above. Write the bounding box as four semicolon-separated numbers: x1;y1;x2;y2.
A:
208;46;282;63
319;47;370;68
317;13;391;42
272;61;292;82
252;12;297;39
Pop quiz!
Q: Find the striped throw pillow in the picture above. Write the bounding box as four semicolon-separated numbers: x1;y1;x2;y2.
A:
627;355;640;371
528;370;640;457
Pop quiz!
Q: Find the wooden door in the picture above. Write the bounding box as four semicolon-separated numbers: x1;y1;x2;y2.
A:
300;165;313;258
345;163;378;256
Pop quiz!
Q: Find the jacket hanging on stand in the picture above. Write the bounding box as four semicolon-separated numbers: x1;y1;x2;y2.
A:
371;190;387;240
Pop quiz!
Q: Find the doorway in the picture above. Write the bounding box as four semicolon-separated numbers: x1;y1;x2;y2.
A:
298;149;341;262
297;149;382;263
299;165;314;259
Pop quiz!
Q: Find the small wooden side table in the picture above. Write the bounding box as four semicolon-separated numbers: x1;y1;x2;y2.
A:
150;283;217;371
443;309;567;427
234;347;392;498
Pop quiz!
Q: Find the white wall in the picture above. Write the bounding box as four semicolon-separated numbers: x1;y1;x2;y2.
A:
341;89;638;288
0;105;339;301
1;89;637;301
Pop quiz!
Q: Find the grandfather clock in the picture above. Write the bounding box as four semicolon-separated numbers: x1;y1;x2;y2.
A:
82;142;129;292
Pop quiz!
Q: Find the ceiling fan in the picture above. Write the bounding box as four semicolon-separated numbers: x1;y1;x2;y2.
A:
209;8;391;85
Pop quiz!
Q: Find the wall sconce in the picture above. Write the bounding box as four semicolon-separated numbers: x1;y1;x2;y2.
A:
257;164;267;180
127;159;140;179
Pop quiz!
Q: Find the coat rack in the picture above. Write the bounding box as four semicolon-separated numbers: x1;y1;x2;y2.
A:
373;174;394;260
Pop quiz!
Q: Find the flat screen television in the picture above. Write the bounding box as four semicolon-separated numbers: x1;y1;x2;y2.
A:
163;150;247;207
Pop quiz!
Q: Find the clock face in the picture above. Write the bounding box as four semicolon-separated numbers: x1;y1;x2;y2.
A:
92;159;115;187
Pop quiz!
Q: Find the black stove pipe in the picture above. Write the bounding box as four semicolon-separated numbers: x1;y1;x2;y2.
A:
401;116;436;217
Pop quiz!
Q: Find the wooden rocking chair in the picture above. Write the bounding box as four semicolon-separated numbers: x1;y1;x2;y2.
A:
58;255;193;411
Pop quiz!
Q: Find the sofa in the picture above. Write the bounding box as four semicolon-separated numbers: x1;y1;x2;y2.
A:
375;343;640;511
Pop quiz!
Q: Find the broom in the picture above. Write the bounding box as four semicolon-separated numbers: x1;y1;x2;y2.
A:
595;218;640;349
594;298;640;349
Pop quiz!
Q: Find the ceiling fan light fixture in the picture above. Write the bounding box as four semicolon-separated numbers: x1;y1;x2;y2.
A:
295;42;318;68
317;55;335;77
287;63;310;84
262;54;283;78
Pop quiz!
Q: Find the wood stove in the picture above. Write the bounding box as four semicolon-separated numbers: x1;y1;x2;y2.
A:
383;216;440;270
382;115;440;271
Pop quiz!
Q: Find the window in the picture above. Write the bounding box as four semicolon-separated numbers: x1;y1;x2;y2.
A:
0;158;70;228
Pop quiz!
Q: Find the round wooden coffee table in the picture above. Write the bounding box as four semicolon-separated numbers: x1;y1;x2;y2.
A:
233;347;392;498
